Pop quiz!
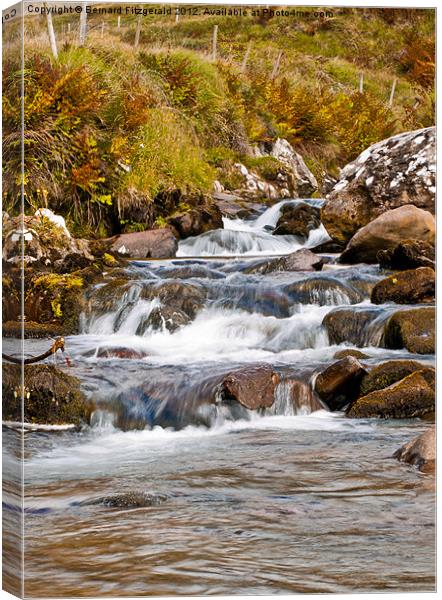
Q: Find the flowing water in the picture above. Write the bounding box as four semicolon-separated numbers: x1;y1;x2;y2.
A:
2;199;436;596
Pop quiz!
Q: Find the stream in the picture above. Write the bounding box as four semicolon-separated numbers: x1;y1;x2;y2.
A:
2;199;435;596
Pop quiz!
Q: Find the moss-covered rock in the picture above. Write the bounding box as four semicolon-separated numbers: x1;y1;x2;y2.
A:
2;321;64;339
377;239;435;271
383;307;435;354
26;272;86;335
346;369;435;419
371;267;435;305
359;360;431;396
2;364;92;426
322;307;380;346
333;349;370;360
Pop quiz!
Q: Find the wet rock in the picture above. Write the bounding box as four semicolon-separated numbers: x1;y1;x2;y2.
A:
377;240;435;271
158;264;225;280
333;349;370;360
142;281;207;320
79;492;168;509
314;357;367;411
273;203;320;238
340;205;435;264
217;364;280;410
383;307;435;354
394;426;435;472
371;267;435;305
323;307;379;346
110;229;178;259
2;320;64;339
139;306;190;333
310;240;345;254
2;364;92;426
346;369;435;419
283;379;324;413
321;127;435;243
83;347;148;360
359;360;431;396
213;192;259;220
286;279;363;308
168;204;223;239
248;249;324;274
260;138;318;197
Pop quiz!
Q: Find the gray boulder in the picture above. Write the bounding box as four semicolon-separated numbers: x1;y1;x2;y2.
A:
322;127;435;243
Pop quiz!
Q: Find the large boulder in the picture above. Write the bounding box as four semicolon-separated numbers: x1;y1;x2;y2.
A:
394;426;435;472
346;369;435;419
371;267;435;305
2;364;92;426
246;249;324;274
321;127;435;243
314;357;367;411
383;307;435;354
260;138;318;197
110;229;178;259
273;202;320;238
377;240;435;271
217;364;280;410
359;360;431;396
340;205;435;264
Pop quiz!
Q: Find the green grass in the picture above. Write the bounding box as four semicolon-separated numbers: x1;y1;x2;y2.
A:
1;6;435;235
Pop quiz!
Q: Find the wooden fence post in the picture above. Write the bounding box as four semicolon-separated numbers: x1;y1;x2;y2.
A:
241;41;252;73
44;4;58;59
117;16;120;30
134;14;142;48
212;25;218;61
388;78;397;108
271;51;283;80
79;2;88;46
359;73;364;93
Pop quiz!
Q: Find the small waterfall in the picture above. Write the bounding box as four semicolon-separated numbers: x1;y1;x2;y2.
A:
265;379;323;417
178;198;330;257
87;298;161;336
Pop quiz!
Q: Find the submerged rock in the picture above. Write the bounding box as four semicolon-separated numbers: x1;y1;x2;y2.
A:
383;307;435;354
377;240;435;271
246;249;324;274
394;426;435;472
217;364;280;410
371;267;435;305
359;360;431;396
273;203;320;238
2;364;92;426
321;127;435;243
110;229;178;259
314;357;367;411
346;369;435;419
340;205;435;264
78;492;168;509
